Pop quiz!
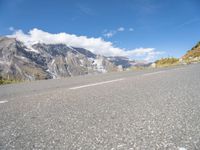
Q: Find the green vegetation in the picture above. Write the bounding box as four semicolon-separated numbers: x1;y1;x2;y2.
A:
155;57;179;67
0;76;21;85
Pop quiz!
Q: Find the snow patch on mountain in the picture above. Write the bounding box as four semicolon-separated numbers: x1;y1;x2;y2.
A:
93;57;107;73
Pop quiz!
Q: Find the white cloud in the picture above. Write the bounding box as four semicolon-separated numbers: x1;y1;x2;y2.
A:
8;28;164;61
117;27;125;32
103;31;115;38
129;28;134;32
103;27;125;38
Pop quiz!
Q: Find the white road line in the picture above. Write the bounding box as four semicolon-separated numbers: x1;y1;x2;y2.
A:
0;100;8;104
69;78;125;90
142;70;166;76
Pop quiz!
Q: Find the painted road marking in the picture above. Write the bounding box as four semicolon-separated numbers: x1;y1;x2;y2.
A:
142;71;166;76
69;78;125;90
0;100;8;104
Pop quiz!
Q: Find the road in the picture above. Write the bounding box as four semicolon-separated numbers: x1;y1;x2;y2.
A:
0;64;200;150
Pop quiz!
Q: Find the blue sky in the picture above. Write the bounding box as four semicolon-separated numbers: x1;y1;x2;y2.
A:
0;0;200;61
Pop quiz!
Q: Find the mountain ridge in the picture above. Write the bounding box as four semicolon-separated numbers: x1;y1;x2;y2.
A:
0;36;133;81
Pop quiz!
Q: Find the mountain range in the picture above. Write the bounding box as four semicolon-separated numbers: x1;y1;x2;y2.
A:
2;35;198;81
0;36;135;80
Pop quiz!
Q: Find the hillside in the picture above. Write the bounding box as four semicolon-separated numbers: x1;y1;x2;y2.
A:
154;58;179;67
182;41;200;61
153;41;200;68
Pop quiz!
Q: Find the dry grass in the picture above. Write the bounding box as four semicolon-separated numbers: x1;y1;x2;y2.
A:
155;58;179;67
183;41;200;60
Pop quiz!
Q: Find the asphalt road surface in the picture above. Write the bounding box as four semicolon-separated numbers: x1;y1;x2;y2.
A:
1;64;200;150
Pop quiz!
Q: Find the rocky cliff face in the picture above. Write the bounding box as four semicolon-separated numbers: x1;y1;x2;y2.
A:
0;37;118;80
0;37;50;80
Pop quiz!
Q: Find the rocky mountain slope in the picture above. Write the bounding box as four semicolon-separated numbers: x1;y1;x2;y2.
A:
107;56;136;68
151;41;200;68
182;41;200;62
0;36;120;80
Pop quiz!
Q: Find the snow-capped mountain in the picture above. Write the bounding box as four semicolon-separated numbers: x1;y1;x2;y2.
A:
0;36;121;80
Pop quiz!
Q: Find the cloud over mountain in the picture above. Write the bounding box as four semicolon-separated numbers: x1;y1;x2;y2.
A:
8;28;163;61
